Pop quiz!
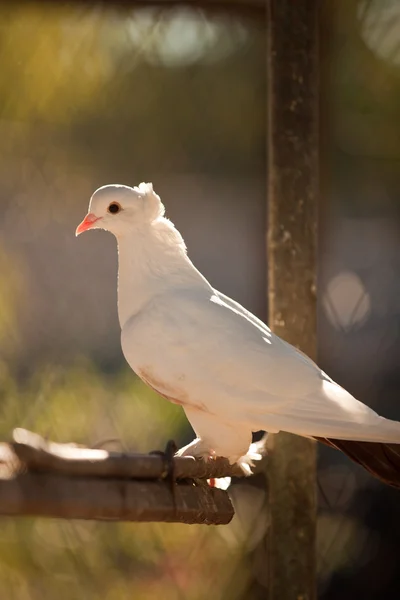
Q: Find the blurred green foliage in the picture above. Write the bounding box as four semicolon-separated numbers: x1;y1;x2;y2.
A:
0;245;27;356
0;3;266;176
0;360;254;600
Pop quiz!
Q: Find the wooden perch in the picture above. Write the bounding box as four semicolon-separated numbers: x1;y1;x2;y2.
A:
10;428;244;480
0;429;243;525
0;474;233;525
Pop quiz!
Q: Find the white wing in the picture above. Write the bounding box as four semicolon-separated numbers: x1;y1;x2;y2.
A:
121;287;400;444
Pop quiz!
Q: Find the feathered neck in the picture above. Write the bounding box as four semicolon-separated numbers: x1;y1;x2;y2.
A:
116;217;211;328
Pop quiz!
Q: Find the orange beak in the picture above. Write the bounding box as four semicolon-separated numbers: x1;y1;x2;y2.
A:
75;213;102;236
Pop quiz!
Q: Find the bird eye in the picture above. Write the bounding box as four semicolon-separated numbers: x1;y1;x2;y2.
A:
108;202;121;214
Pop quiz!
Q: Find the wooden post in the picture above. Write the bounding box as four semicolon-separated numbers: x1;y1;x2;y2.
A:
267;1;319;599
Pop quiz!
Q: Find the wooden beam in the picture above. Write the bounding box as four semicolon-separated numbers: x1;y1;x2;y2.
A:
267;0;319;598
0;473;234;524
8;429;244;480
0;429;238;525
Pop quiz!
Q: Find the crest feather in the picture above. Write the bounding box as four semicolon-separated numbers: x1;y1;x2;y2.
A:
135;182;165;221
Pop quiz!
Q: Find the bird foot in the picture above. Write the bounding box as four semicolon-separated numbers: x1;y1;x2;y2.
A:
176;439;224;489
176;435;268;473
236;435;268;475
175;437;216;461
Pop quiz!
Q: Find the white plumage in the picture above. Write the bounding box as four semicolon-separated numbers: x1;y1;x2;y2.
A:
76;183;400;477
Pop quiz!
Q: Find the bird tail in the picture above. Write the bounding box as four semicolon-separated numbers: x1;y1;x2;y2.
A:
315;437;400;489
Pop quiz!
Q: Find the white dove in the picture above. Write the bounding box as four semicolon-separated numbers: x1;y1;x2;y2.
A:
76;183;400;487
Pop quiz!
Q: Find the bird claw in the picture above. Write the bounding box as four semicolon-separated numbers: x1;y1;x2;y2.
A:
174;437;212;461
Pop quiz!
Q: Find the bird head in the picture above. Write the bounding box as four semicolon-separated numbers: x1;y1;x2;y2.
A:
76;183;165;237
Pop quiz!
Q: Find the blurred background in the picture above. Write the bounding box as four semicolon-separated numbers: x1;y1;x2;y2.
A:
0;0;399;598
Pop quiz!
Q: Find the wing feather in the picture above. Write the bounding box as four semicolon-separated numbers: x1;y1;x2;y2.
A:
122;287;400;443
